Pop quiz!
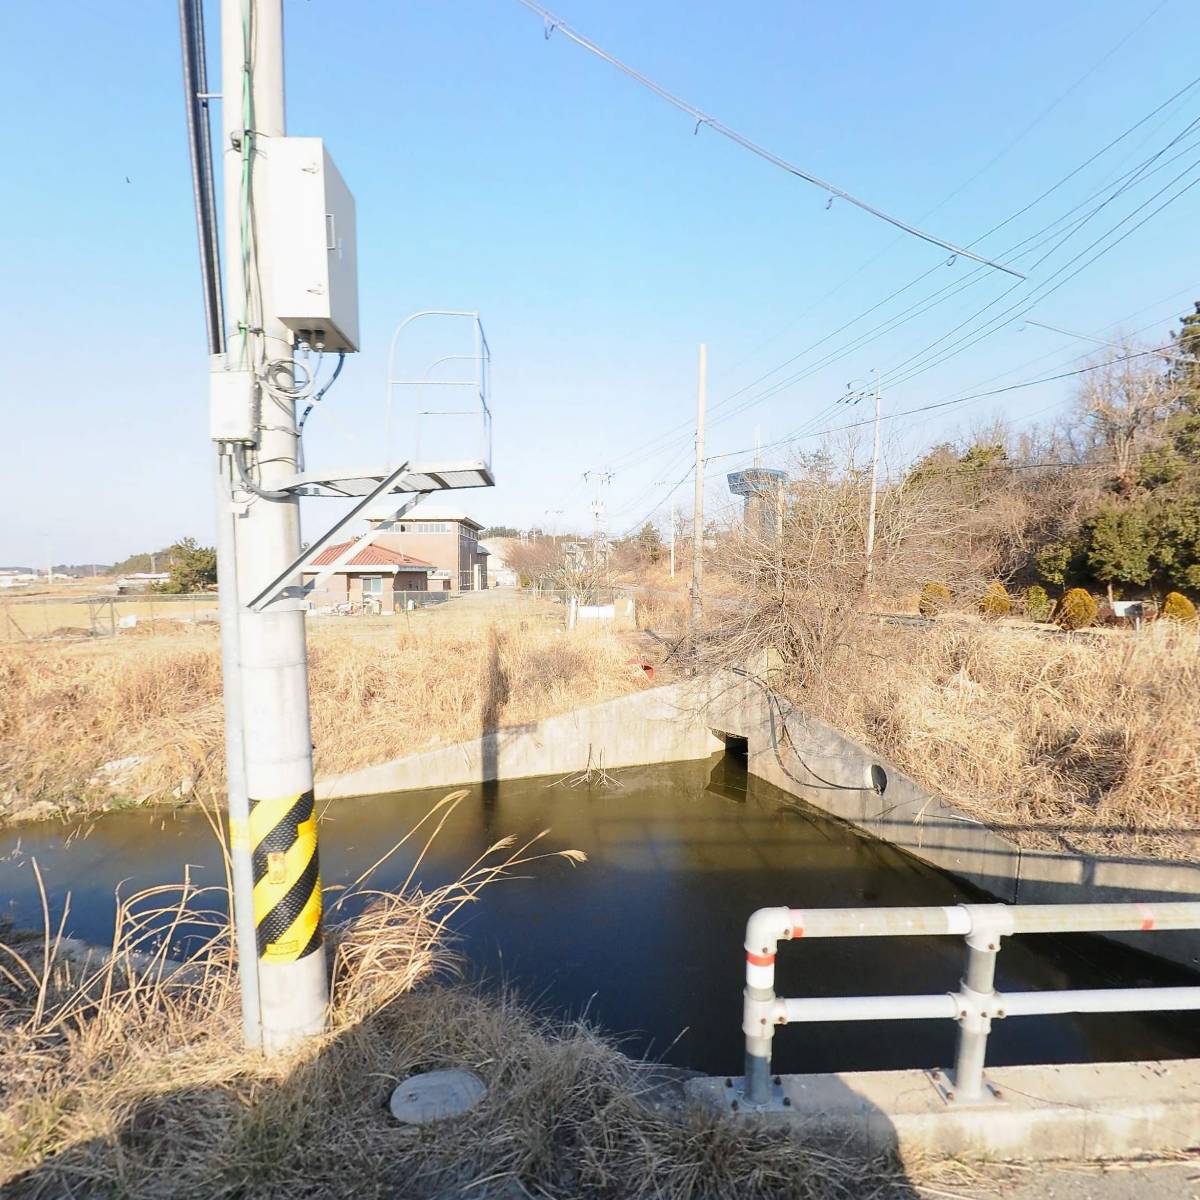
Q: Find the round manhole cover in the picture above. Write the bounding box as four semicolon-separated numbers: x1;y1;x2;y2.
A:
389;1069;487;1124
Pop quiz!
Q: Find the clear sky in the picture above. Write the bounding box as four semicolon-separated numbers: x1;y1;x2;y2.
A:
2;0;1198;566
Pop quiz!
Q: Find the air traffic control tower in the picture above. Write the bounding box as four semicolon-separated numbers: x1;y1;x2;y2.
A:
728;467;786;539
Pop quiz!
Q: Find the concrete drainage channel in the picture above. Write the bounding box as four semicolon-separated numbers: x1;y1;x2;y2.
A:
313;658;1200;1162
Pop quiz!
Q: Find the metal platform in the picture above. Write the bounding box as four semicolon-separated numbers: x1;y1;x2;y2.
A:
277;459;494;499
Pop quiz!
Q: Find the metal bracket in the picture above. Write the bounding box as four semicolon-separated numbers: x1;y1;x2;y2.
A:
721;1074;791;1113
928;1068;1005;1106
742;992;787;1039
245;462;421;612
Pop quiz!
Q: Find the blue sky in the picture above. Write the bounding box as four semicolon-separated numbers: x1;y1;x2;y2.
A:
1;0;1198;565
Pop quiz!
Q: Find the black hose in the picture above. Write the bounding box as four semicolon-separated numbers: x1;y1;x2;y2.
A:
178;0;224;355
731;665;871;793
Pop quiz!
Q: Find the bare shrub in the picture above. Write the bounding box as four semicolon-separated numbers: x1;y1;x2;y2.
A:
701;450;998;685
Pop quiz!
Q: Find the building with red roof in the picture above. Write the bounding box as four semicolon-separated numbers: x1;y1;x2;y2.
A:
302;539;437;611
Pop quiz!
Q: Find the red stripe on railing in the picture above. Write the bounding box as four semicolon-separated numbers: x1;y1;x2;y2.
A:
746;951;775;967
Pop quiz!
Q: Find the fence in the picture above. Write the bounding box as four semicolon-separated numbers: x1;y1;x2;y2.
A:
742;901;1200;1106
0;592;219;642
303;587;452;615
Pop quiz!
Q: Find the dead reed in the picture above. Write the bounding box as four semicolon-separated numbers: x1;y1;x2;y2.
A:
0;796;911;1199
0;608;640;825
799;615;1200;861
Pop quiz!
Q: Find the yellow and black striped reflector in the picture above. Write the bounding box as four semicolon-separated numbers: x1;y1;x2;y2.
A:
249;789;322;962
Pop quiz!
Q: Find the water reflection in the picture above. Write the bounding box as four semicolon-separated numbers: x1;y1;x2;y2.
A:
1;754;1197;1075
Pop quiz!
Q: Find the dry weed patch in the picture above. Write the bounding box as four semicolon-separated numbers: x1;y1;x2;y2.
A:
0;797;911;1199
0;608;640;825
800;617;1200;861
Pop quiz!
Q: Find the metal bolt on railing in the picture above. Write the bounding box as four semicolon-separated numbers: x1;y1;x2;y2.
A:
741;902;1200;1107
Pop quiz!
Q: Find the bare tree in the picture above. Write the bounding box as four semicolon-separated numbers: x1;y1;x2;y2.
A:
1072;351;1175;491
701;449;1002;687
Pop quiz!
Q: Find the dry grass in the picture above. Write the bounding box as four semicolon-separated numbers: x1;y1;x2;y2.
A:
0;600;642;825
0;797;913;1200
633;587;690;637
798;615;1200;862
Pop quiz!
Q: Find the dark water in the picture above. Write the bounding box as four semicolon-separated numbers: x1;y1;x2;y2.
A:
1;754;1197;1076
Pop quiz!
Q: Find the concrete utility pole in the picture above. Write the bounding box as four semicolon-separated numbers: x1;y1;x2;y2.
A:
216;0;327;1051
689;343;706;647
865;368;881;577
669;501;676;578
584;470;613;572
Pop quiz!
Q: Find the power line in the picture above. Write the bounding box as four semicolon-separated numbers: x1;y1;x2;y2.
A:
513;0;1024;278
707;343;1183;463
701;7;1186;394
721;121;1200;422
599;83;1200;477
621;285;1197;530
874;155;1200;395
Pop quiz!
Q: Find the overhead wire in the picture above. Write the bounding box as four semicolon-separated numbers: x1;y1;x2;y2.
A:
708;116;1200;422
597;72;1200;478
617;286;1198;534
707;343;1185;464
512;0;1023;277
691;118;1200;446
873;153;1200;395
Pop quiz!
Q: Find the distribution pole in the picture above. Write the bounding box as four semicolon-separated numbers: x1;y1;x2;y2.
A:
669;502;676;578
865;367;881;577
217;0;327;1051
689;344;706;648
584;470;613;571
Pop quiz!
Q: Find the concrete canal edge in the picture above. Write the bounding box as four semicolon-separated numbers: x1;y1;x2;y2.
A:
701;660;1200;972
314;660;1200;1161
316;680;725;798
686;1059;1200;1160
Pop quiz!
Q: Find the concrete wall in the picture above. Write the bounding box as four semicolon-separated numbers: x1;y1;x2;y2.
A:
702;662;1200;970
316;679;722;799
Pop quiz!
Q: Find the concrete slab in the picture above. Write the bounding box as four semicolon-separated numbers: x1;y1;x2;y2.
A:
686;1060;1200;1162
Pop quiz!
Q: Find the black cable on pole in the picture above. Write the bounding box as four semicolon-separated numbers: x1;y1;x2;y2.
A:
512;0;1024;279
178;0;224;356
193;0;224;350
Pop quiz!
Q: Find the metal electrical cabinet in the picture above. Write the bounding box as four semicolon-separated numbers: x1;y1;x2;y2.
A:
267;137;359;353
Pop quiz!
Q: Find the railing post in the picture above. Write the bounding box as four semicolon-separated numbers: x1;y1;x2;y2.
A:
743;907;793;1105
952;927;999;1102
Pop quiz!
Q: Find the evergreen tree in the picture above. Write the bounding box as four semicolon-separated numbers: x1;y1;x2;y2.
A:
156;537;218;593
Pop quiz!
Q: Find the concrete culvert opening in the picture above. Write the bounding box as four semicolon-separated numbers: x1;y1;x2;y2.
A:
869;763;888;794
715;732;748;759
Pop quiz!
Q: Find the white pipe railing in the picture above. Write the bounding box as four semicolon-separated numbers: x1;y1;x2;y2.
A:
742;901;1200;1106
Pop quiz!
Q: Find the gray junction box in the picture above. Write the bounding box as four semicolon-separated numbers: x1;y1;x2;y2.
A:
266;137;359;353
